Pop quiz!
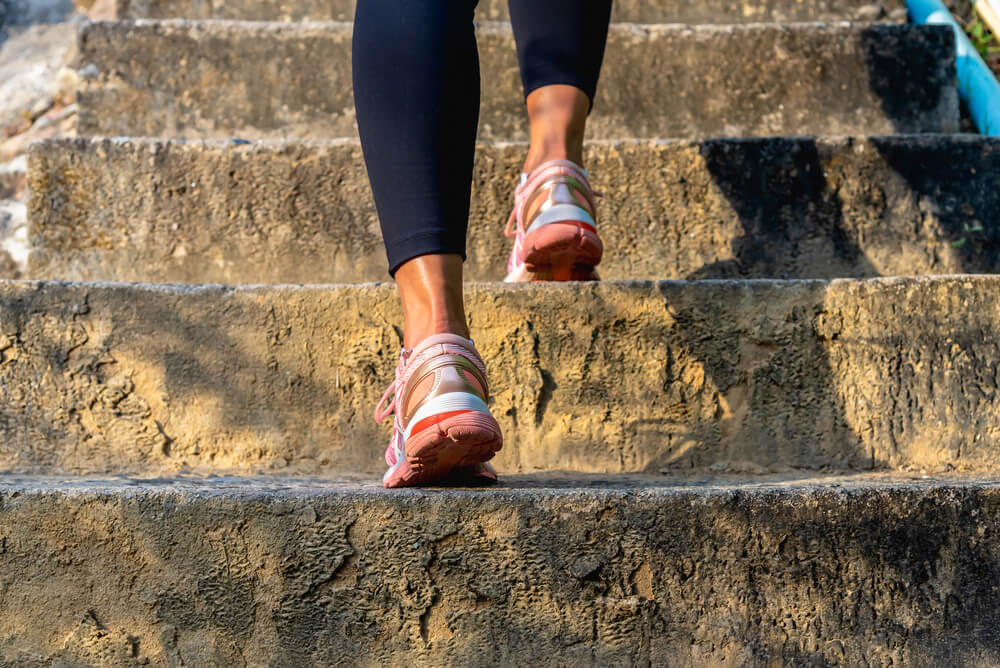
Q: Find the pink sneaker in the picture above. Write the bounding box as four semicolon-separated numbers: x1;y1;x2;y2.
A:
504;159;603;282
375;333;503;487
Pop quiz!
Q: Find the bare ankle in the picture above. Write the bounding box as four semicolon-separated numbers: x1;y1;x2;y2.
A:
523;84;590;173
394;254;470;349
404;318;470;350
523;133;585;174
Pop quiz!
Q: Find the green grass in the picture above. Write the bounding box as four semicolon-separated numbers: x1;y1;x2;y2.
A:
951;222;986;249
966;16;1000;59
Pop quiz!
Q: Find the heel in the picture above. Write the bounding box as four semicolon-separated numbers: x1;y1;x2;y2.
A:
384;410;503;487
521;222;603;281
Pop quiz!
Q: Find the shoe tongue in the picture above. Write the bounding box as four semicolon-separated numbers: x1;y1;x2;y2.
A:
408;333;475;359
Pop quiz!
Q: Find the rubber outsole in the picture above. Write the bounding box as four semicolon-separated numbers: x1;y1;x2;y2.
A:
518;222;603;282
383;411;503;488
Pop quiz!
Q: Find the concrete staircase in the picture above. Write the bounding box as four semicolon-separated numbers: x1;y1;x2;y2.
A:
5;0;1000;664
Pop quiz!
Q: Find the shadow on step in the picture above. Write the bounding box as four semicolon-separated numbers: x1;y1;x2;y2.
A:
643;134;880;469
692;137;880;280
869;135;1000;271
660;133;1000;476
0;282;400;475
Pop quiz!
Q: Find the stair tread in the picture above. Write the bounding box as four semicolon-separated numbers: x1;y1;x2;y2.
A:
3;471;996;494
75;20;958;140
117;0;908;24
28;134;1000;284
1;467;996;664
0;276;997;477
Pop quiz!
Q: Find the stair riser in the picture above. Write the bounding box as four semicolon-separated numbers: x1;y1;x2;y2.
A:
0;279;998;475
0;480;997;665
76;22;959;140
28;136;1000;283
117;0;907;24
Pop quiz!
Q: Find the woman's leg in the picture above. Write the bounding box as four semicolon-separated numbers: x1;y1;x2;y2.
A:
354;0;502;488
523;85;591;174
508;1;612;173
353;0;479;347
504;1;613;281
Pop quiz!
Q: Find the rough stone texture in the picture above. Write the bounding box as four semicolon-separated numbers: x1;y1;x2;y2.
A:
0;474;999;665
75;20;959;141
0;277;998;476
27;135;1000;284
116;0;908;24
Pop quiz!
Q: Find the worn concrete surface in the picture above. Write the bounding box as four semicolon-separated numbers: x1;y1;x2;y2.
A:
0;277;998;476
75;21;959;140
27;135;1000;284
0;474;999;665
116;0;908;23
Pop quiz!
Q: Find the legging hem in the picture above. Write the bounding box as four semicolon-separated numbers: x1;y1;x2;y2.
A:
522;78;597;113
387;232;469;277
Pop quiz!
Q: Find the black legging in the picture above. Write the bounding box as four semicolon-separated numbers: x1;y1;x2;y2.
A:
352;0;612;276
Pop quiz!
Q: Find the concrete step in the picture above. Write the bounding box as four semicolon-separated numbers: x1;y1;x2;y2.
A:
0;473;996;665
75;20;959;141
28;135;1000;284
117;0;908;24
0;277;997;476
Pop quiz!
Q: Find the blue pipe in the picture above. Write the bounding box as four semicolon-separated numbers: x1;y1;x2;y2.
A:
908;0;1000;135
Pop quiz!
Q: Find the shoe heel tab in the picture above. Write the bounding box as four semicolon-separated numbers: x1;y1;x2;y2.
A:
408;333;479;357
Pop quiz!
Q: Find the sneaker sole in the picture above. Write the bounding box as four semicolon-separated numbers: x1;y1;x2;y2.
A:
383;410;503;488
518;222;603;282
